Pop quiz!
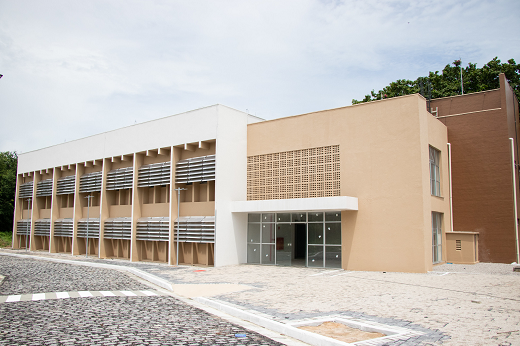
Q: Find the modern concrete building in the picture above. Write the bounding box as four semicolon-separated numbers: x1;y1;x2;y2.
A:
13;75;517;272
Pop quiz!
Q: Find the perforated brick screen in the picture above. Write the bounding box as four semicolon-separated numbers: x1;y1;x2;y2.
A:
247;145;340;200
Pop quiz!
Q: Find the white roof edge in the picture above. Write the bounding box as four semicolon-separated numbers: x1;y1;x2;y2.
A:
230;196;358;213
19;104;225;157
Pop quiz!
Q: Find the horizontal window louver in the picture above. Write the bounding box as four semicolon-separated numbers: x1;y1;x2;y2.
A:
78;218;100;238
138;162;171;187
80;172;102;193
175;155;215;184
19;181;33;198
136;217;169;241
57;176;76;195
36;179;53;197
54;218;73;237
34;219;51;236
106;167;133;190
16;219;31;235
174;216;215;243
104;217;131;240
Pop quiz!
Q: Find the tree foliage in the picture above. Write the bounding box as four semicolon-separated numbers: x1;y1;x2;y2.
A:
352;57;520;104
0;151;17;232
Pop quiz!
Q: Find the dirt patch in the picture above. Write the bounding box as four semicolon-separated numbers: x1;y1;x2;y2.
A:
298;321;385;343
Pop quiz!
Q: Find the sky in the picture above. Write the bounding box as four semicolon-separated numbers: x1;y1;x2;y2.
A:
1;0;519;154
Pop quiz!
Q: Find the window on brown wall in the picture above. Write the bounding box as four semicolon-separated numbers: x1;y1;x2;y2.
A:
247;145;340;201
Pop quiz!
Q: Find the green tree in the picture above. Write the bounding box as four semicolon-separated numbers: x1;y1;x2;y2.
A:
352;57;520;104
0;151;18;233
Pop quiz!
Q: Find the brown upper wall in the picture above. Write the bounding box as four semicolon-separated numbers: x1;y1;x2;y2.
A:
432;74;520;263
431;89;501;117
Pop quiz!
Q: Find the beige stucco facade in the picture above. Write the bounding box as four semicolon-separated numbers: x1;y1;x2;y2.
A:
246;94;451;273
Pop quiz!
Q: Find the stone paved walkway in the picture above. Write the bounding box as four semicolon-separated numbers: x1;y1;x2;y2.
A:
1;249;519;345
0;254;285;346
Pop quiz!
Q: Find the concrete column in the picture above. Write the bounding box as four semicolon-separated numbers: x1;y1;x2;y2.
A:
72;164;84;255
49;168;60;253
169;147;181;265
99;159;109;258
130;153;143;262
29;172;41;251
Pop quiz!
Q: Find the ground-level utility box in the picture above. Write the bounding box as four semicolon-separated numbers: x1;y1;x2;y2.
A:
446;231;479;264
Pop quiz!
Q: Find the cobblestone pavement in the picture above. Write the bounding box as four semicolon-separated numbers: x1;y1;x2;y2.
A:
0;256;150;295
2;250;520;345
0;255;283;346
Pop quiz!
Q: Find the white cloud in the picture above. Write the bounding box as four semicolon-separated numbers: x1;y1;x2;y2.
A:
0;0;519;153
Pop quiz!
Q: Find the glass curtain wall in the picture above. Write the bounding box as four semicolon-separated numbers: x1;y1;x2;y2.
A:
247;212;342;268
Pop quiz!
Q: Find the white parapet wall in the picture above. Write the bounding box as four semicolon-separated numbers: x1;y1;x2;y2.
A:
18;105;226;174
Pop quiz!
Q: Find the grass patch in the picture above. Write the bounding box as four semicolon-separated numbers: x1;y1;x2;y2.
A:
0;232;12;248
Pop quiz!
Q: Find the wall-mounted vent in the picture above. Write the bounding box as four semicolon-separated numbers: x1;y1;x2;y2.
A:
54;218;73;237
136;217;169;241
19;181;33;198
78;218;100;238
34;218;51;236
175;155;216;184
104;217;131;240
174;216;215;243
36;179;53;197
57;176;76;195
106;167;133;190
138;162;171;187
16;219;31;235
80;172;102;193
456;239;462;251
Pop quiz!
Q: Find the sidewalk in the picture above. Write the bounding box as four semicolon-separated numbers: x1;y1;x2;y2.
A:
1;248;519;345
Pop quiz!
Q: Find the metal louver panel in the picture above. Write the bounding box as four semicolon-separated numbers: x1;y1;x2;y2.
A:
19;181;34;198
175;155;216;184
36;179;53;197
138;162;171;187
54;218;73;237
106;167;133;190
136;217;169;241
174;216;215;243
80;172;102;193
34;219;51;236
77;218;100;238
16;219;31;235
104;217;131;240
57;176;76;195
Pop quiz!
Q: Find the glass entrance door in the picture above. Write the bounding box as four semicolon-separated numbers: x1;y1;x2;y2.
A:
275;223;292;266
247;211;342;268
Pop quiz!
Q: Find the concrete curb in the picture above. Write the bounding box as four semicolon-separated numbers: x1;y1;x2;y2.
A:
0;252;174;292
